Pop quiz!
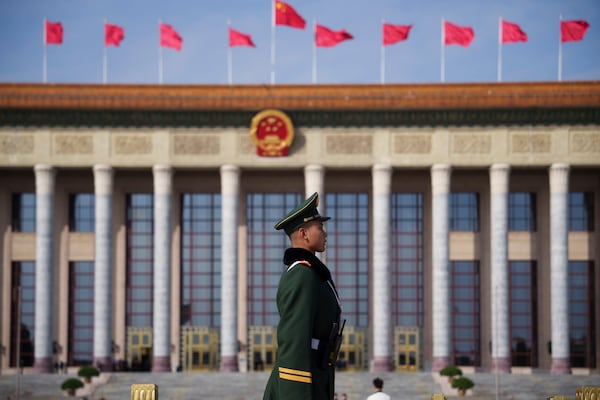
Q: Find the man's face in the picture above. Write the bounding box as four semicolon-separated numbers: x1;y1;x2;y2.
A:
299;220;327;253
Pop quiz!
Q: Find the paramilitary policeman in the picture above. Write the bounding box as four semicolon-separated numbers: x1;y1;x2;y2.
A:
263;192;344;400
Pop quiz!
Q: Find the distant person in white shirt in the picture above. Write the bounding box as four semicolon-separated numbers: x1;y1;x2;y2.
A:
366;377;391;400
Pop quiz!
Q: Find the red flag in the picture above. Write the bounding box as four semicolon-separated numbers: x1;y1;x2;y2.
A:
105;23;125;47
45;20;63;45
383;23;412;46
444;21;474;47
160;22;182;51
315;24;353;47
229;28;256;47
275;0;306;29
561;20;590;42
501;20;527;43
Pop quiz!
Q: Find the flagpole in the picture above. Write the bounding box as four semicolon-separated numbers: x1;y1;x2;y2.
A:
380;19;385;84
558;14;563;81
441;17;445;83
497;17;502;82
271;0;276;84
228;20;233;85
43;18;47;83
103;18;107;84
158;19;163;84
312;20;317;84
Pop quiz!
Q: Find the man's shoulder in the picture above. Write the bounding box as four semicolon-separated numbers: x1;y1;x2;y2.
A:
367;393;391;400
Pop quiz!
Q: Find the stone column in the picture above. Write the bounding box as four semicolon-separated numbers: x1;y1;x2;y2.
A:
371;164;393;372
93;164;114;371
549;163;571;375
304;164;325;199
220;165;240;371
304;164;327;261
152;164;173;372
431;164;451;372
490;164;511;373
33;164;55;373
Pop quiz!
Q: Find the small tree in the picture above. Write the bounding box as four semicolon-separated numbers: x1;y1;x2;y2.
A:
77;365;100;384
61;378;84;396
439;365;463;383
452;376;475;396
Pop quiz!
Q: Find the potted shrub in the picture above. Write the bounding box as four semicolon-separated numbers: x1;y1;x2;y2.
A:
439;365;463;383
77;365;100;384
452;376;475;396
61;378;84;396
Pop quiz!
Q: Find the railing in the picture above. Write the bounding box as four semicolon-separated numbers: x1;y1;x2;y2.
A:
131;383;157;400
576;386;600;400
128;385;600;400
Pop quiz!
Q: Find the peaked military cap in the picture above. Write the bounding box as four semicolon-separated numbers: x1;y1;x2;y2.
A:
275;192;330;235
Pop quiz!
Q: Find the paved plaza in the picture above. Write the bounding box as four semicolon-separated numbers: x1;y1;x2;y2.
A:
0;370;598;399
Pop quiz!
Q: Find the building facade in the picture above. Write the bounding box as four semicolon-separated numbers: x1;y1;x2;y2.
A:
0;82;598;375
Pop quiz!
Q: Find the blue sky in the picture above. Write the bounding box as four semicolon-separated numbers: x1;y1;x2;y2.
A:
0;0;598;85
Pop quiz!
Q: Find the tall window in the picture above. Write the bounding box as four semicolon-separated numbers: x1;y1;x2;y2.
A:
509;261;537;367
326;193;369;328
10;262;35;367
69;193;95;232
450;261;480;366
450;193;479;232
569;261;596;368
12;193;36;232
68;261;94;366
391;193;424;327
180;193;221;327
126;194;153;327
569;192;594;231
508;193;537;231
247;193;301;326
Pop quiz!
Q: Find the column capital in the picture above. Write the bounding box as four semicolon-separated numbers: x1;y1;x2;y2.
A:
93;164;113;195
549;163;570;193
153;164;173;194
34;164;55;194
220;164;240;195
490;163;511;194
431;164;451;194
304;164;325;199
372;164;392;194
304;164;324;174
93;163;113;174
490;163;511;174
372;163;392;173
220;164;240;174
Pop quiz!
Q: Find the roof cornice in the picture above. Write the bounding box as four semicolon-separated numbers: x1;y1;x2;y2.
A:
1;82;599;127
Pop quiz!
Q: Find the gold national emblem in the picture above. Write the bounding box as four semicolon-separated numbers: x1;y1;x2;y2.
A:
250;109;295;157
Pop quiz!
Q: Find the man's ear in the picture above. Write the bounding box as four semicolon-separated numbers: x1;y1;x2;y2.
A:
297;226;309;239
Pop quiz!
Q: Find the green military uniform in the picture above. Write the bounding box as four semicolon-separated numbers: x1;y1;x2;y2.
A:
263;193;342;400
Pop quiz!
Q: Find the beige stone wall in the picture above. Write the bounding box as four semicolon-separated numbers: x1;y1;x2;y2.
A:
1;126;599;168
0;123;598;372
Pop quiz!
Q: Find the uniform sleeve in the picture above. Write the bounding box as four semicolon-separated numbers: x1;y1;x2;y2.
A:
276;265;318;400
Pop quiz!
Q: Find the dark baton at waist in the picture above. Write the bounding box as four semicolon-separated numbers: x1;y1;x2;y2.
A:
323;319;346;368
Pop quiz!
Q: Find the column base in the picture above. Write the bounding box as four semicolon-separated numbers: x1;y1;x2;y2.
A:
220;355;239;372
551;357;571;375
33;357;54;373
371;356;393;372
491;357;511;374
94;356;113;372
432;356;450;372
152;356;171;372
